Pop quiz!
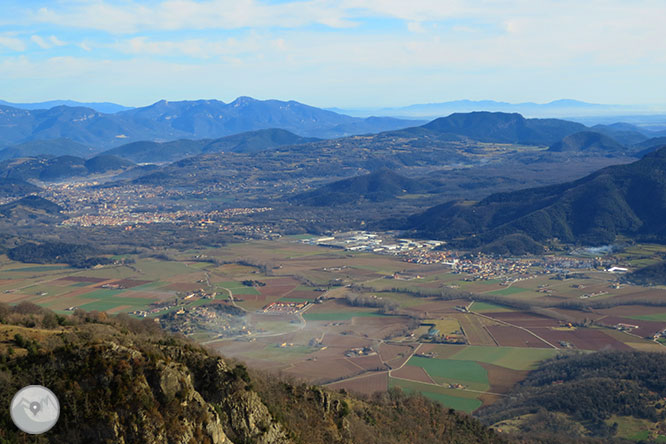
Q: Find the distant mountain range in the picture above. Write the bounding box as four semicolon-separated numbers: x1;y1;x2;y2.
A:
332;99;666;119
1;111;658;188
1;95;664;163
0;97;424;149
124;112;651;166
402;146;666;253
0;99;133;114
102;128;319;163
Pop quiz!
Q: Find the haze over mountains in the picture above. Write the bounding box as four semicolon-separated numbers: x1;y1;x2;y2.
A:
2;95;666;166
0;99;133;114
0;97;423;150
332;99;666;119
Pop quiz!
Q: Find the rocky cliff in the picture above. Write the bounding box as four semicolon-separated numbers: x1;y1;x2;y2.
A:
0;306;504;444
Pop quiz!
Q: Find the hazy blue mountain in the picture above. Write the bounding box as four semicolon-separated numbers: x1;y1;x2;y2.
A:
548;131;627;154
634;137;666;157
333;99;654;119
0;138;97;160
109;164;161;181
0;99;133;113
589;123;649;145
103;128;318;163
0;98;422;148
0;155;134;181
420;112;586;145
84;155;134;173
115;97;421;139
123;112;636;192
0;178;41;197
292;169;433;206
102;139;211;163
202;128;318;154
0;104;130;148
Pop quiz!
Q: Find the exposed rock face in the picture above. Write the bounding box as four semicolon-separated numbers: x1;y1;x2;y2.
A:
0;325;284;444
0;317;507;444
221;390;290;444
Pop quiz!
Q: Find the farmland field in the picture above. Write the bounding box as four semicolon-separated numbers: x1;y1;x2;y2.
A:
439;345;560;370
405;356;489;390
470;301;515;313
2;237;666;415
303;311;386;321
389;378;482;412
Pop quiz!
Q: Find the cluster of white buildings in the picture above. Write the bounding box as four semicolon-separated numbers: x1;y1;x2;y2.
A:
301;231;443;254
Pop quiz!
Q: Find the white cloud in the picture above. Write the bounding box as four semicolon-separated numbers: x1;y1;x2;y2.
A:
31;34;68;49
30;0;356;34
4;1;666;106
21;1;666;64
48;35;67;47
112;35;267;59
30;35;49;48
0;34;25;52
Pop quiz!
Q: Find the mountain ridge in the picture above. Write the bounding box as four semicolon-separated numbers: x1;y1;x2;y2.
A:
292;169;434;206
421;112;587;145
402;146;666;252
331;99;664;119
0;97;423;149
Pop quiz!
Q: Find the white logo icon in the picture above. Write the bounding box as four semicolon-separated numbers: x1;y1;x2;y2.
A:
10;385;60;434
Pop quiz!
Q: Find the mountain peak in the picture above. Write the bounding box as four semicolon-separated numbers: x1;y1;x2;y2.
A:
421;111;584;145
231;96;258;107
548;131;625;153
404;145;666;252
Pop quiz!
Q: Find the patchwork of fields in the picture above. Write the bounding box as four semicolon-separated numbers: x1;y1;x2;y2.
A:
2;237;665;418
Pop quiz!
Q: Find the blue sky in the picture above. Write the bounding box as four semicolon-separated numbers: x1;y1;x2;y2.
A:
1;0;665;108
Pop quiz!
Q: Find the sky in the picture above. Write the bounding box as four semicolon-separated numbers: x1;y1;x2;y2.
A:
0;0;665;108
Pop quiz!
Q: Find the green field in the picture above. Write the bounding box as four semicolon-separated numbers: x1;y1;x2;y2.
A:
628;313;666;322
278;297;312;302
608;415;666;442
227;286;260;295
406;356;488;389
389;378;482;412
445;346;560;371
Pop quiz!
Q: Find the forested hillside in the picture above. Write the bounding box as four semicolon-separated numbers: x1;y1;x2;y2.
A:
403;146;666;252
477;352;666;441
